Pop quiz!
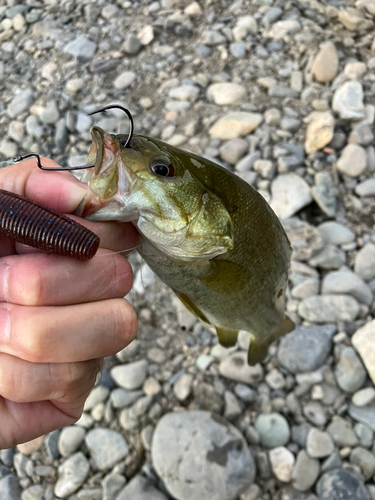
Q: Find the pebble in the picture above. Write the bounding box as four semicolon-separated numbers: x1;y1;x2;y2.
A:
270;173;313;220
327;416;359;447
316;469;370;500
337;144;367;177
224;390;242;420
269;447;295;482
201;30;226;46
58;426;86;457
350;447;375;480
352;319;375;385
122;34;141;55
311;41;339;83
85;428;129;471
318;222;355;246
335;347;367;393
0;139;17;158
349;405;375;431
102;473;126;500
138;25;154;46
282;218;324;261
113;71;136;90
352;387;375;407
266;20;301;40
338;8;373;31
355;178;375;197
0;475;21;500
219;138;248;164
152;411;255;500
355;244;375;281
308;245;346;270
354;423;373;448
110;389;143;408
332;81;365;120
254;413;291;448
322;269;373;305
173;373;193;402
84;385;109;411
306;428;334;458
207;83;247;105
169;85;200;102
54;453;90;498
305;112;335;155
209;112;263;140
116;475;167;500
219;352;263;385
63;36;97;59
299;294;359;323
292;450;320;491
39;101;59;125
110;360;148;390
7;88;34;118
278;325;335;373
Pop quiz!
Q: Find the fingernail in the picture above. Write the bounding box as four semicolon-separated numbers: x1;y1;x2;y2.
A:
0;263;9;302
0;307;10;344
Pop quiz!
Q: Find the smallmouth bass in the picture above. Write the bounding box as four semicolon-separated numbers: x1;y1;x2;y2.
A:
77;126;295;365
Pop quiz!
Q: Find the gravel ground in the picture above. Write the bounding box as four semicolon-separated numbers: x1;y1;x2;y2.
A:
1;0;375;499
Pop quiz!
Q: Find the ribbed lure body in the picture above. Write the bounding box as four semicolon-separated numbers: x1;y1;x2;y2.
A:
0;189;99;260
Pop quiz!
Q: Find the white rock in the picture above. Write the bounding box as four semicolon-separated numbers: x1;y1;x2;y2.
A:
322;269;373;305
311;41;339;83
266;20;301;40
138;25;154;45
332;81;365;120
207;83;247;105
337;144;367;177
355;243;375;281
269;447;295;482
110;360;148;390
113;71;136;90
54;453;90;498
305;111;335;155
352;319;375;385
209;112;263;140
219;351;263;384
270;174;313;220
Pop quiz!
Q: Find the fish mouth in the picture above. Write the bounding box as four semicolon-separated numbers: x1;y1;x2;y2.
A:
90;126;117;175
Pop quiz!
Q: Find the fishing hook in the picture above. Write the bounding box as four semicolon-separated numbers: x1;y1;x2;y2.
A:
5;105;134;171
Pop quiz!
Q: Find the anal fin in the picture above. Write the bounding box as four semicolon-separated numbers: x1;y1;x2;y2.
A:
215;326;239;348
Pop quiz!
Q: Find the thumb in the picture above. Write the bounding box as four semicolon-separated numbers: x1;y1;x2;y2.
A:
0;157;89;214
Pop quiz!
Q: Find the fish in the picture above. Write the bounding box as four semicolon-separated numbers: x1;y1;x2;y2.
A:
77;125;295;365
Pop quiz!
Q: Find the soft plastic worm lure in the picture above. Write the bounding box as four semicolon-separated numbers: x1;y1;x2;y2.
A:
0;105;133;259
0;189;100;260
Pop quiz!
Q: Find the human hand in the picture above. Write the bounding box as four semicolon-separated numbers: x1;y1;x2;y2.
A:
0;158;139;449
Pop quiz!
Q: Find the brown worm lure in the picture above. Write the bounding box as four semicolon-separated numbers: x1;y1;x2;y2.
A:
0;189;100;260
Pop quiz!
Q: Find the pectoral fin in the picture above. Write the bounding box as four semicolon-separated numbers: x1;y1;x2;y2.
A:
215;326;239;348
248;316;295;366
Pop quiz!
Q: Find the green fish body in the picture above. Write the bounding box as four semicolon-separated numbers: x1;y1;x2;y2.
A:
79;127;294;365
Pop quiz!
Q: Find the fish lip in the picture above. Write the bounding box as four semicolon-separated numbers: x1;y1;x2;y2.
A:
91;126;106;175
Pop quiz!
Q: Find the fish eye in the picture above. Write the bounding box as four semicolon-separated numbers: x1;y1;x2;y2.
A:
150;159;175;178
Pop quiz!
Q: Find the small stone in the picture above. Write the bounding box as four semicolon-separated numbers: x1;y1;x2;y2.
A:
349;405;375;431
270;173;313;220
298;295;359;323
306;429;334;458
220;138;248;164
322;270;373;305
209;112;263;140
22;484;44;500
332;81;365;120
113;71;136;90
292;450;320;491
101;5;118;19
169;85;199;102
335;347;367;393
344;61;367;80
224;390;242;420
303;401;327;426
311;41;339;83
312;172;337;218
291;278;319;299
233;15;257;40
201;30;226;46
58;426;86;457
219;351;263;384
291;71;303;93
230;42;246;58
339;8;373;31
308;245;346;269
196;354;215;371
352;319;375;385
355;178;375;197
152;411;255;500
54;453;90;498
138;25;154;45
316;469;370;500
253;160;275;179
352;387;375;407
278;325;335;373
12;13;25;31
282;218;324;261
264;108;281;125
84;386;109;411
65;78;84;94
185;1;203;16
0;139;17;158
110;360;148;390
116;475;167;500
122;34;141;55
110;389;143;409
85;428;129;471
173;374;193;402
266;20;301;40
269;447;295;482
327;416;358;447
39;101;59;125
354;423;373;448
337;144;367;177
7;88;34;118
355;244;375;281
305;112;335;155
63;36;97;58
254;413;291;448
0;475;21;500
102;473;126;500
318;222;355;246
235;152;261;172
350;446;375;480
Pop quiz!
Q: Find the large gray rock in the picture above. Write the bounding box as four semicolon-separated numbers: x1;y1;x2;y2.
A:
116;475;167;500
219;352;263;385
349;405;375;431
316;469;369;500
322;270;373;305
54;452;90;498
270;174;313;220
298;295;359;323
152;411;255;500
85;428;129;470
7;88;34;118
332;81;365;120
277;325;336;373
